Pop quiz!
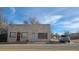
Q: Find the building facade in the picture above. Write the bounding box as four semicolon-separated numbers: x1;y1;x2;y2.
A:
70;33;79;39
7;24;51;43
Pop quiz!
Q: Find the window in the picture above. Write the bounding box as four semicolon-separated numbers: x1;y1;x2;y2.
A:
38;33;48;39
21;32;28;38
10;32;16;38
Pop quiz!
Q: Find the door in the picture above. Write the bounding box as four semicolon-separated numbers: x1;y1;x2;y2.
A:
17;32;20;41
32;32;37;42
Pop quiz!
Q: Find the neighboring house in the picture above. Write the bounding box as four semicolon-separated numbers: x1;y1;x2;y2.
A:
70;33;79;39
7;24;51;43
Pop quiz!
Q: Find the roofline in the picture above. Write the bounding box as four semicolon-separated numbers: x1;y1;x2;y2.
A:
8;24;50;25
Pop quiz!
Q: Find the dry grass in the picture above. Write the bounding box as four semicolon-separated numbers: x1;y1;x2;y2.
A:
72;39;79;43
0;43;79;51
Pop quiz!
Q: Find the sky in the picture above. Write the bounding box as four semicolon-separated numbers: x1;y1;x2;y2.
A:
1;7;79;34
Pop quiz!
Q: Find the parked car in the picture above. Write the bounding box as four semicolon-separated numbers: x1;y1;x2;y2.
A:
59;35;70;43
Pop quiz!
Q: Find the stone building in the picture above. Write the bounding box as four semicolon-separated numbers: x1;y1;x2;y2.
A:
7;24;51;43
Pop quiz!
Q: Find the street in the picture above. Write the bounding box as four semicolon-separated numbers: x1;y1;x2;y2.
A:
0;43;79;51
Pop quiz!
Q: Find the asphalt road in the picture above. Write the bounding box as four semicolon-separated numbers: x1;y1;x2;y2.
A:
0;43;79;51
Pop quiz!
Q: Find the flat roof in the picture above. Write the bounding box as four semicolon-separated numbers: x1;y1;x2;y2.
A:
8;24;50;27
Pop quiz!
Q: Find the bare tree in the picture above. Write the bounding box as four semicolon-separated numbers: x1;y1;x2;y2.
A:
23;20;29;24
23;17;40;24
29;17;40;24
0;8;8;25
55;33;59;38
0;8;8;35
9;21;14;25
0;13;4;24
64;31;70;36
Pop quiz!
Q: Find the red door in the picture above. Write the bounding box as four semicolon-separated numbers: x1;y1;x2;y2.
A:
17;32;20;41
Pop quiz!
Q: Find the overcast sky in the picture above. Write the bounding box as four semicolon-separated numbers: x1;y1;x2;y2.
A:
1;7;79;34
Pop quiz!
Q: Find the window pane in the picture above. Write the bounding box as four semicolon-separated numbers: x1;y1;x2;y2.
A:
38;33;48;39
10;32;16;38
